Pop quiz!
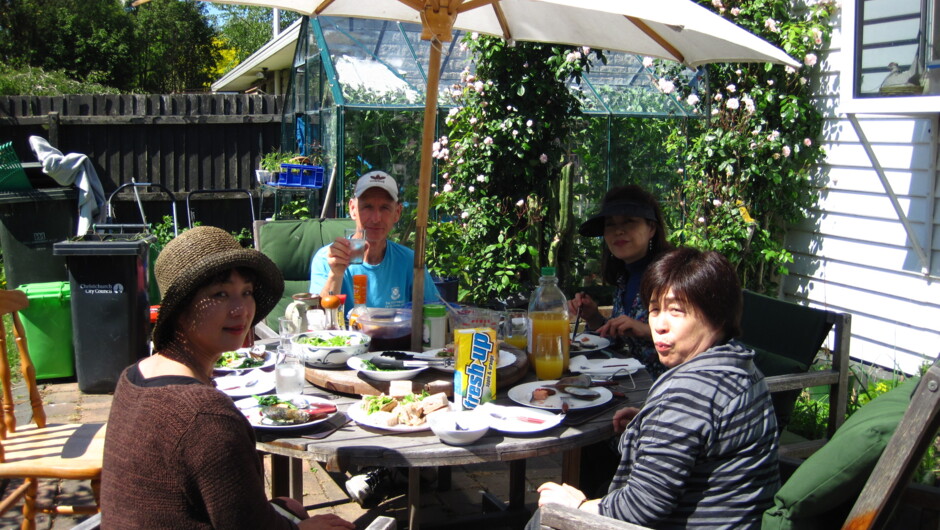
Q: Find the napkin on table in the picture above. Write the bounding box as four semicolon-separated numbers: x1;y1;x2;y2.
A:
569;355;643;376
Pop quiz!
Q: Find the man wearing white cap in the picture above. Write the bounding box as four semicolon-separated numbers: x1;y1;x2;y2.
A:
309;170;440;315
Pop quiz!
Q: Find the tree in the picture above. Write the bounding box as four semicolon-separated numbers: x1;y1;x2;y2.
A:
429;35;603;304
211;5;299;70
131;0;220;93
0;0;136;91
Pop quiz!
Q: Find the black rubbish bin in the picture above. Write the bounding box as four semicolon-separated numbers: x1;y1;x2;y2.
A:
0;188;77;288
53;235;154;394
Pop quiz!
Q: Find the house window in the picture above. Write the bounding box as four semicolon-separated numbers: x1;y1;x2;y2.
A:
842;0;940;113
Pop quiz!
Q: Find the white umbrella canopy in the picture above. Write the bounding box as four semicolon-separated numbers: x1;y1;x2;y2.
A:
200;0;798;353
206;0;799;68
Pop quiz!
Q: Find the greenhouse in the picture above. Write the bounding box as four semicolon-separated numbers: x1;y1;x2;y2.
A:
277;16;703;219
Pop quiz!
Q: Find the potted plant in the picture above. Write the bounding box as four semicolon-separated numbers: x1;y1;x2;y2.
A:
257;151;298;185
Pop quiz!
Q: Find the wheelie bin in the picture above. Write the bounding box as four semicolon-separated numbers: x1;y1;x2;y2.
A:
17;281;75;380
53;233;155;393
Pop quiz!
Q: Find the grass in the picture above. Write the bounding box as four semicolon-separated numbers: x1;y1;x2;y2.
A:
788;356;939;487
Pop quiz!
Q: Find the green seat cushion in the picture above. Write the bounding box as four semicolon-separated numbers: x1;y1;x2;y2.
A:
762;376;922;530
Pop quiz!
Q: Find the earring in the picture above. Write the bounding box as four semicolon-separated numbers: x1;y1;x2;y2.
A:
648;239;654;252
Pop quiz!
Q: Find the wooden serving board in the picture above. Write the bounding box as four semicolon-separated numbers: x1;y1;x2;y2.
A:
305;343;529;397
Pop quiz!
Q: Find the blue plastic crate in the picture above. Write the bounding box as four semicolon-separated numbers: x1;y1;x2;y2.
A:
276;164;324;188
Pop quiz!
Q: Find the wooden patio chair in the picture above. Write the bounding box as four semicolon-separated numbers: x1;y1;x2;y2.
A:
0;290;105;530
252;217;355;329
740;290;852;458
535;359;940;530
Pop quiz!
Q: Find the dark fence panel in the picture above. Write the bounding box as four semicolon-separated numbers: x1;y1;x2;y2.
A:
0;94;283;235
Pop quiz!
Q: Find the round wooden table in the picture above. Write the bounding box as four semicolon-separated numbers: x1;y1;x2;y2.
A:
255;367;653;530
304;343;530;397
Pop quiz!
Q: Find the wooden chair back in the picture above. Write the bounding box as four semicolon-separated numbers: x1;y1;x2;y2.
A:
0;289;104;529
0;289;44;441
741;290;852;456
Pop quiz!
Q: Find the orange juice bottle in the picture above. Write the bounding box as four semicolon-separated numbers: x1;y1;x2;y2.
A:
527;267;570;370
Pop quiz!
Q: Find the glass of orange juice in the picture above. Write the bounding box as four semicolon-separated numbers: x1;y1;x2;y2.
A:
533;335;565;380
502;310;528;351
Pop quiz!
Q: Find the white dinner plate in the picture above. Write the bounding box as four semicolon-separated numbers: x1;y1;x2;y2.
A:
213;347;276;374
346;400;432;432
569;333;611;353
214;370;276;398
507;380;613;411
347;352;428;381
235;395;339;430
477;403;563;434
418;349;516;372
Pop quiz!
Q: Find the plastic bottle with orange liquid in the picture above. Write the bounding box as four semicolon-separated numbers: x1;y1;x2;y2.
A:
527;267;570;373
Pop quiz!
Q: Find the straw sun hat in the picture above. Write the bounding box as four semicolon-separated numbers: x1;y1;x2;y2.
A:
152;226;284;351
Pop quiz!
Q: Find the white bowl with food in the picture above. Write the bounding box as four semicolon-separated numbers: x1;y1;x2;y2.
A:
428;410;490;445
292;330;370;369
347;351;427;381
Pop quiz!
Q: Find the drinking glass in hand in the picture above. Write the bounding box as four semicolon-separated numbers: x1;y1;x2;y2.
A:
275;347;305;396
345;228;366;264
502;310;528;351
533;334;565;380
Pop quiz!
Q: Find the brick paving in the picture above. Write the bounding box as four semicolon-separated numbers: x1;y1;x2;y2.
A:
0;380;561;529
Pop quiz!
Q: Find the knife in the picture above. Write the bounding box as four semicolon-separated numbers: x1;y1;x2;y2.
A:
487;411;546;424
368;356;453;370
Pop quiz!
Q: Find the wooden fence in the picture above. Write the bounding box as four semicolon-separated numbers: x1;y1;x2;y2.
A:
0;94;285;233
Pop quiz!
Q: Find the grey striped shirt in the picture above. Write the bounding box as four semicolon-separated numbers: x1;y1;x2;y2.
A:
599;340;780;529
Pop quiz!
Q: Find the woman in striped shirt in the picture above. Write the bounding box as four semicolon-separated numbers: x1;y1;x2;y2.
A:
535;248;780;529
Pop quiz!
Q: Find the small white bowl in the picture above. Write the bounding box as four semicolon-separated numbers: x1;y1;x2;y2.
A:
428;410;490;446
347;352;427;381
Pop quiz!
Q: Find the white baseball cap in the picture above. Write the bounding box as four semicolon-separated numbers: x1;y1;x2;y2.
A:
355;170;399;202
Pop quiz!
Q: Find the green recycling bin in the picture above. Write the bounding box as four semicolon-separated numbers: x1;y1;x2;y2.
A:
17;281;75;380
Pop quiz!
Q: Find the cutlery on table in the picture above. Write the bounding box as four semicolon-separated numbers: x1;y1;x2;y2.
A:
571;305;582;344
487;411;546;424
368;355;453;370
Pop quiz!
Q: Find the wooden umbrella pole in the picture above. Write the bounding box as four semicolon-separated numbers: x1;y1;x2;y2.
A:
411;38;443;352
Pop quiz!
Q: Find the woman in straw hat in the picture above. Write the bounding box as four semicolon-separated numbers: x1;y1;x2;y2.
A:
100;226;353;529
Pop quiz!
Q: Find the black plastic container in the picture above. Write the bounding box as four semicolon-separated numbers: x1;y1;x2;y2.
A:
0;188;76;288
53;235;154;393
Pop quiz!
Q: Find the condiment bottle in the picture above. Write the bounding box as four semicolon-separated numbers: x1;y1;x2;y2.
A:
423;304;447;350
347;274;368;330
527;266;570;369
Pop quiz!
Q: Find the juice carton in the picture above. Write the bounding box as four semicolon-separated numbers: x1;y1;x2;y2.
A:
453;328;497;410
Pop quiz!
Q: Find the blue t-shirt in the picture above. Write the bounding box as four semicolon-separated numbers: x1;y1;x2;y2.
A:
309;239;441;315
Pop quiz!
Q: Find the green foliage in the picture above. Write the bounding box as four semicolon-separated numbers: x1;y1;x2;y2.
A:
657;0;837;293
0;60;121;96
130;0;220;93
0;0;220;94
210;5;299;72
789;359;939;486
0;0;136;91
430;35;604;304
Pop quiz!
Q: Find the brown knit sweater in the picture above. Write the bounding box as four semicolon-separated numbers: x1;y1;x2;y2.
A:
101;365;297;529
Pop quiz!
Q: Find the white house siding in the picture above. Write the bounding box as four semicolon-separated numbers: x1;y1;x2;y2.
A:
784;5;940;375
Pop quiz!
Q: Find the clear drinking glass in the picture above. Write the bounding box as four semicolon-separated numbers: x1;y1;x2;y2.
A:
278;317;296;348
275;347;305;396
502;309;528;351
533;334;565;380
345;228;366;264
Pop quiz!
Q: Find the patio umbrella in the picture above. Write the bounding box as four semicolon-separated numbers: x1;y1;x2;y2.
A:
198;0;799;350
